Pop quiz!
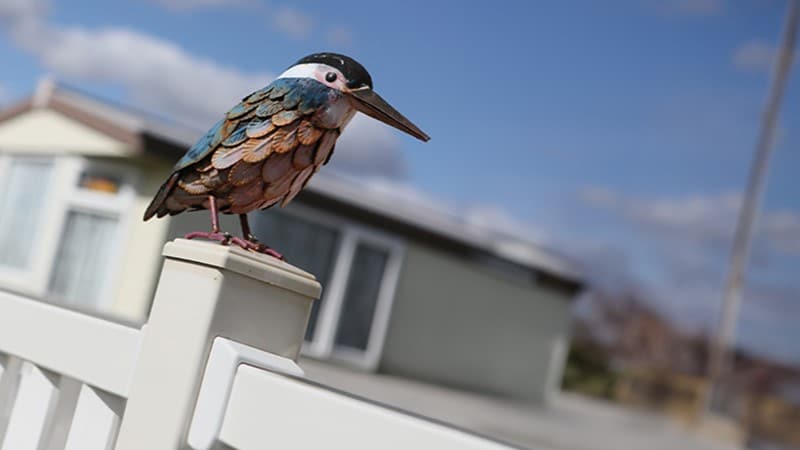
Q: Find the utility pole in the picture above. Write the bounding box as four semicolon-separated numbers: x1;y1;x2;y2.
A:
704;0;799;416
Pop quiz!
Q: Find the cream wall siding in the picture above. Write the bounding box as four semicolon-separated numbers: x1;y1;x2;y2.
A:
0;109;130;156
0;106;175;322
381;243;573;403
109;162;174;322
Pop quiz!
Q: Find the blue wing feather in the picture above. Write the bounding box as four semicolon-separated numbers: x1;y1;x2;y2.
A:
174;118;225;171
146;77;338;221
172;78;334;172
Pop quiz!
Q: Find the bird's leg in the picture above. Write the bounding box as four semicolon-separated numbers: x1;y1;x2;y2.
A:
182;199;283;259
230;214;284;260
210;196;221;233
239;213;256;242
184;196;233;244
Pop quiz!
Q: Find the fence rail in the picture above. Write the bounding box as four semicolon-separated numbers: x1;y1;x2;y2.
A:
0;239;513;450
0;291;140;397
220;365;512;450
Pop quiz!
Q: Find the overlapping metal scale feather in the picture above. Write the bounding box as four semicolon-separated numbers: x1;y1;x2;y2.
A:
174;78;331;171
165;77;342;214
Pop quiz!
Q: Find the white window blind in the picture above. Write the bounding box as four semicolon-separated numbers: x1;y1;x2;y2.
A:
0;159;53;270
48;210;118;307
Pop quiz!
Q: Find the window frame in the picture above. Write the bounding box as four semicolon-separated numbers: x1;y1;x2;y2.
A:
0;153;135;309
267;202;405;371
43;158;136;309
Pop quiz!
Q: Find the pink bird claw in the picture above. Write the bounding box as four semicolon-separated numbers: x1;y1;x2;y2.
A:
184;231;232;245
184;232;283;260
256;244;284;260
230;236;285;260
183;201;283;260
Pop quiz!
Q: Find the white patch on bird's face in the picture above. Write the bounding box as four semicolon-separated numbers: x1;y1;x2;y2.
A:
277;62;356;130
277;63;348;91
276;63;319;80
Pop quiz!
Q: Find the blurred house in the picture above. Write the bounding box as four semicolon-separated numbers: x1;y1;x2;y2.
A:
0;80;583;405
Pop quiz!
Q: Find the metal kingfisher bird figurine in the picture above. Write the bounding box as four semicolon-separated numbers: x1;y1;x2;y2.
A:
143;52;429;258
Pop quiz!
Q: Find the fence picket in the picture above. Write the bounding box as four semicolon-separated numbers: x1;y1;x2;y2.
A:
0;355;23;444
64;385;124;450
0;240;511;450
0;363;59;450
40;376;81;450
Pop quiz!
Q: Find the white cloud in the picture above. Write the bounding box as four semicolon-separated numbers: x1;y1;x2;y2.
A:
329;114;408;179
462;204;548;244
271;7;313;40
1;0;270;123
146;0;253;10
581;187;738;244
0;0;411;177
357;177;456;214
349;177;553;256
326;26;354;47
761;209;800;255
145;1;325;43
733;39;776;73
0;0;47;22
580;187;800;256
20;24;270;124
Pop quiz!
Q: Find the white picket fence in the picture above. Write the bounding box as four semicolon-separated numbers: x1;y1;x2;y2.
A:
0;239;513;450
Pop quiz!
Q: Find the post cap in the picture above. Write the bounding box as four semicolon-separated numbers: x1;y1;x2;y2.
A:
162;239;321;299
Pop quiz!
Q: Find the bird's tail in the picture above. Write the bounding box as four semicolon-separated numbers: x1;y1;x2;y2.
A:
143;172;179;221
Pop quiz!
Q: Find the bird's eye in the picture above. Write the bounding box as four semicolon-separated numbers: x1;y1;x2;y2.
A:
325;72;338;83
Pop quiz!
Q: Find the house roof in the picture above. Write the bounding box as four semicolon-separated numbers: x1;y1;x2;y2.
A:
0;80;584;287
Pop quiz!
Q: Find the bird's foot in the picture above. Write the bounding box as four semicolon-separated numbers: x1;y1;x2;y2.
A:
185;231;233;245
232;236;285;260
184;231;284;260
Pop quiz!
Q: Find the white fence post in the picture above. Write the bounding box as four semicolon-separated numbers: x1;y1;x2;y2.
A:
114;238;320;450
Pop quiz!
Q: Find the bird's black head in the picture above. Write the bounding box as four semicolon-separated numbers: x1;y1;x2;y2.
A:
294;52;373;90
278;52;429;142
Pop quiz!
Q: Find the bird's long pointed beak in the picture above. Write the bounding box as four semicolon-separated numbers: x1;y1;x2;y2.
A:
348;88;430;142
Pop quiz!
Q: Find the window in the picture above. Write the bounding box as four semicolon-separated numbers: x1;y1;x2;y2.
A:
77;171;123;194
48;210;118;307
334;243;390;351
254;212;340;340
253;206;404;370
0;155;133;310
45;163;132;308
0;158;54;270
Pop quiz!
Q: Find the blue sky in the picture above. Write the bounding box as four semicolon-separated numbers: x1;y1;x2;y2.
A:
0;0;798;364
